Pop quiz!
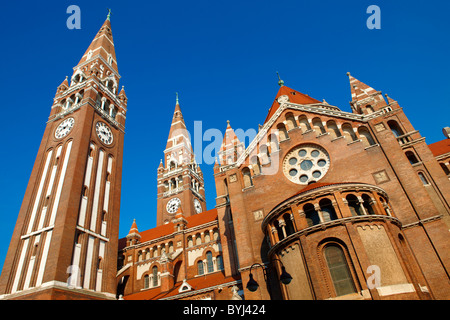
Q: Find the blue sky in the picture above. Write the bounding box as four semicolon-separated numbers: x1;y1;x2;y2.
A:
0;0;449;271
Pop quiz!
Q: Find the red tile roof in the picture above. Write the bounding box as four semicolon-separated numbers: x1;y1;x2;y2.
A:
119;208;218;250
428;139;450;157
123;272;241;300
264;85;321;123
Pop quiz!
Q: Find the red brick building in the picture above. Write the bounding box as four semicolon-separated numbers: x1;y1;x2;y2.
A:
1;16;449;300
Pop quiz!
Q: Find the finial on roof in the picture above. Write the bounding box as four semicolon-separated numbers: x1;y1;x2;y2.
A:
175;92;179;105
107;8;112;21
346;72;351;76
276;71;284;87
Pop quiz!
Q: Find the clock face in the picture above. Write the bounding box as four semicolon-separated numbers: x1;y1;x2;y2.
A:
277;95;289;103
194;198;202;213
166;197;181;214
96;122;113;145
55;118;75;139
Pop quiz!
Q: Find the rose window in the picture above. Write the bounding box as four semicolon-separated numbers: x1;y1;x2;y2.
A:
283;144;330;184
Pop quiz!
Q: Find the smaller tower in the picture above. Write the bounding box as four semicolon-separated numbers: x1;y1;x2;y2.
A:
218;120;244;165
126;219;141;247
156;95;206;226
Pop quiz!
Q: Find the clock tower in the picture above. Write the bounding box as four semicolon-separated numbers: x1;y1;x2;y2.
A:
156;96;206;226
0;15;127;299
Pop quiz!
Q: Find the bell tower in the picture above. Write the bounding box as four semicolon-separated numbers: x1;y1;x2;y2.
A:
0;15;127;300
156;95;206;226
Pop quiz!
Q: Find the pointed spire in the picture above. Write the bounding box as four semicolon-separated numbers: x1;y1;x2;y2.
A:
76;16;118;73
128;219;139;234
219;120;244;165
347;72;378;103
277;71;284;87
347;72;388;113
164;95;194;166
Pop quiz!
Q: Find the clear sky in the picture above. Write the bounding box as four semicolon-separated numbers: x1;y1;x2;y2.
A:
0;0;449;271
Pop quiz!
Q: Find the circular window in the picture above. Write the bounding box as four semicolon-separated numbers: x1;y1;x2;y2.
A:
282;144;330;185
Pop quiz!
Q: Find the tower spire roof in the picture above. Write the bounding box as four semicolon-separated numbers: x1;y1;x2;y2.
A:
76;16;118;73
347;72;378;103
164;95;194;165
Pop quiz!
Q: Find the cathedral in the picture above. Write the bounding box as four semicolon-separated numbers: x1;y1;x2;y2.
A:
0;16;449;301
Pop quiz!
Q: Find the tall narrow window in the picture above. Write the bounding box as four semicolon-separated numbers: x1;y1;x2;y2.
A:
206;251;214;273
197;260;204;275
283;213;295;236
152;266;158;287
242;167;253;188
362;194;375;215
216;255;223;270
418;172;429;185
324;244;357;297
144;275;149;289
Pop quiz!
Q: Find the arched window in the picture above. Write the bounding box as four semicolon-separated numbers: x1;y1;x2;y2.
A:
197;260;204;275
144;274;149;289
365;105;375;114
206;251;214;273
213;228;220;241
204;232;210;243
268;133;279;152
298;115;311;133
342;124;357;143
324;244;357;297
250;156;262;175
312;118;326;135
387;120;404;137
242;167;253;188
277;123;289;141
319;198;337;222
326;120;341;139
304;203;320;227
361;194;375;215
274;220;285;241
187;236;193;247
259;145;270;165
346;194;362;216
152;266;158;287
195;233;202;245
418;172;429;185
358;126;376;147
285;112;297;131
283;213;295;236
405;151;419;164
